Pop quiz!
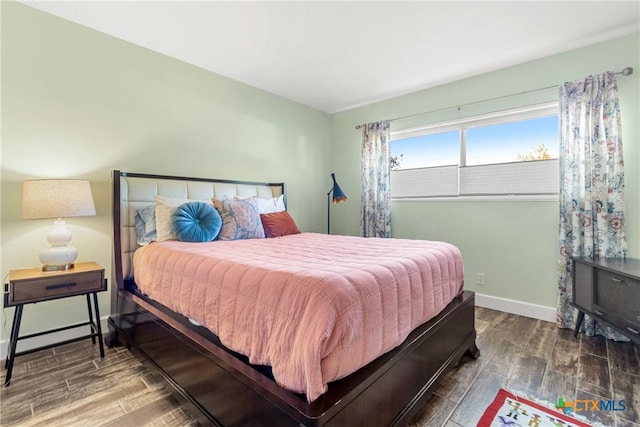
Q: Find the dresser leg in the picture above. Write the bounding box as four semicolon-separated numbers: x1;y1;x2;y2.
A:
5;304;24;386
574;311;585;338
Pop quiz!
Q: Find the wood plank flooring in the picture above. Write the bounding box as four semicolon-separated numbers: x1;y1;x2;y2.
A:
1;307;638;426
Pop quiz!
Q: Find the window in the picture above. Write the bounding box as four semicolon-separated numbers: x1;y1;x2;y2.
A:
391;131;459;169
390;103;558;199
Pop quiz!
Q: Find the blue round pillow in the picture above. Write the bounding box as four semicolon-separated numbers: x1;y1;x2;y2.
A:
171;202;222;242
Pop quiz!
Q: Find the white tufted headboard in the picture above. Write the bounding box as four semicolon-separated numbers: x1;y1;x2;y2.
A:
112;170;285;290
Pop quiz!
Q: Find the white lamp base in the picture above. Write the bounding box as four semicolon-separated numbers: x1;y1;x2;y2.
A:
39;219;78;271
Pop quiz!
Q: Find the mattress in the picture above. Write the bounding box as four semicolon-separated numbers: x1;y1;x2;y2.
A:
133;232;464;402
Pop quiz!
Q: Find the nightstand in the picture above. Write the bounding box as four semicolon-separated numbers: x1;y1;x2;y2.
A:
3;261;107;386
572;256;640;343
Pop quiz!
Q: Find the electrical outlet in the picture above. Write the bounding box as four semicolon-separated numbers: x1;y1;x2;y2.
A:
477;273;485;285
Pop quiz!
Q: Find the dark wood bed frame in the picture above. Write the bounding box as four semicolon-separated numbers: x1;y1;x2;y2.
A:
106;170;479;426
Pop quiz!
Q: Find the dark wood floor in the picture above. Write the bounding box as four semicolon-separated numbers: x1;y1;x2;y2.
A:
1;307;638;426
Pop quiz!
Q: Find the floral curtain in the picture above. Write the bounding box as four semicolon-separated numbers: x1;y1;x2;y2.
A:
361;120;391;238
557;71;628;339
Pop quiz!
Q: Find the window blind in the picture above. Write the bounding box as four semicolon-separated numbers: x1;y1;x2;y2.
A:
391;165;458;198
391;159;558;198
459;159;559;196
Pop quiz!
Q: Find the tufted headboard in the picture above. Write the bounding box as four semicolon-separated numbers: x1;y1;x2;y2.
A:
112;170;285;290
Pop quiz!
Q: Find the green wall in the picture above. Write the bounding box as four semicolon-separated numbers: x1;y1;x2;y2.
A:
331;33;640;309
0;2;331;338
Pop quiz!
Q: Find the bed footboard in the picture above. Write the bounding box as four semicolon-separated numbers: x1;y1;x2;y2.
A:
107;289;478;426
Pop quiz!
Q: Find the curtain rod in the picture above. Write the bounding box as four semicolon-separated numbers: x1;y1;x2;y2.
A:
355;66;634;130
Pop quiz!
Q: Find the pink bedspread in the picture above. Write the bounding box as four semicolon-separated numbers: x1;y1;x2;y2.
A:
133;232;464;402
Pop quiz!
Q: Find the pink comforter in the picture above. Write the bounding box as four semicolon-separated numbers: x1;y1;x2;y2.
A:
133;232;464;402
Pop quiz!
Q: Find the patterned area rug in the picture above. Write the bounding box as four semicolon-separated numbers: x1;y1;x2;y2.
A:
478;389;592;427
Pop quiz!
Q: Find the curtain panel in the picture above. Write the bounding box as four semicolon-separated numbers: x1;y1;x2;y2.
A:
557;71;628;339
361;120;391;238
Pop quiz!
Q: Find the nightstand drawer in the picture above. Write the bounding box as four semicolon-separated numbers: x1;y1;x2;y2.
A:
597;269;640;288
8;268;105;305
595;269;640;328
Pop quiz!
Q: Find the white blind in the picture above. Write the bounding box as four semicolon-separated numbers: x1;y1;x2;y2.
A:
391;165;458;198
459;159;559;196
391;159;558;198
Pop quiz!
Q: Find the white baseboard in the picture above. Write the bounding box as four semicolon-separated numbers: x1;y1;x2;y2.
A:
475;293;557;323
0;316;109;360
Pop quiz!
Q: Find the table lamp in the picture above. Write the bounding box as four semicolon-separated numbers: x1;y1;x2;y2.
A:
22;179;96;271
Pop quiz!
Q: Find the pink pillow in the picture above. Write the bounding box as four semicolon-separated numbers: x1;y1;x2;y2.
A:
260;211;301;238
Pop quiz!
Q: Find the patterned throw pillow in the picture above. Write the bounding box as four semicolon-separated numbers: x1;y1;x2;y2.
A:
212;197;265;240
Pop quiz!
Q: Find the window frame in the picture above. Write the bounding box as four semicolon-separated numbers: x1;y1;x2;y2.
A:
390;102;559;201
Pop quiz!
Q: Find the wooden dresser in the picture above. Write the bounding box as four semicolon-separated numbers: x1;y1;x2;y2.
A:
572;256;640;343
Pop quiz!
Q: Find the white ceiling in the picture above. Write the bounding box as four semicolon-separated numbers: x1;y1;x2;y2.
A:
23;1;640;114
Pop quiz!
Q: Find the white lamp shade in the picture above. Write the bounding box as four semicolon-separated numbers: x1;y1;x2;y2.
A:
22;179;96;220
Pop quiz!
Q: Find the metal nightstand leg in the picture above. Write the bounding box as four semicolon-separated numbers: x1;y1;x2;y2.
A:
86;294;96;345
92;292;105;358
5;304;24;386
5;305;19;369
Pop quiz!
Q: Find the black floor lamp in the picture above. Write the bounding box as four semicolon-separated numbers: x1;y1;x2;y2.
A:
327;173;347;234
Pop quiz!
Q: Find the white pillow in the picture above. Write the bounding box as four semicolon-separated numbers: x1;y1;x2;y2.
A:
154;196;190;241
260;195;286;214
235;195;285;214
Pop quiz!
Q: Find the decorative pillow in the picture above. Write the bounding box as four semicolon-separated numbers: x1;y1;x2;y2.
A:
134;204;157;246
235;195;286;214
155;196;191;241
212;197;265;240
171;201;222;242
259;195;286;214
260;211;301;238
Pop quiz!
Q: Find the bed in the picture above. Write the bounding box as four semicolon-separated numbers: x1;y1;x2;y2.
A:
107;170;479;426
